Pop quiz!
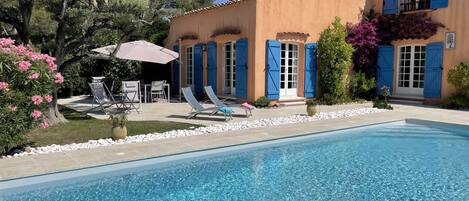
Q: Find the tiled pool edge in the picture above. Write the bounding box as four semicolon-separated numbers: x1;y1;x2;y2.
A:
4;118;468;192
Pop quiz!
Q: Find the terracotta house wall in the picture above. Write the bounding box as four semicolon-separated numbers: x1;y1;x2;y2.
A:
253;0;371;100
373;0;469;99
165;0;257;97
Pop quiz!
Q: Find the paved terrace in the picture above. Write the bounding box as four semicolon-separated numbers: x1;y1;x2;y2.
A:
0;98;468;180
58;95;374;125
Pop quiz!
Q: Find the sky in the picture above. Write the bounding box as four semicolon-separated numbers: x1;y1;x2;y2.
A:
214;0;229;4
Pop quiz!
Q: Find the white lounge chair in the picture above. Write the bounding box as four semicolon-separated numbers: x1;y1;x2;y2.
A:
182;87;218;119
204;86;228;108
88;82;119;114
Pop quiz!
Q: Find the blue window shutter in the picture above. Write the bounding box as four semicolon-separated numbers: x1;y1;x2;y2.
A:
207;41;217;94
304;43;317;98
172;45;180;94
194;43;204;96
431;0;448;9
376;45;395;95
265;40;281;100
383;0;398;15
236;38;248;99
424;42;443;98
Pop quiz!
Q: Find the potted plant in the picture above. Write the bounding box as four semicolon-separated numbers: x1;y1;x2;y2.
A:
110;113;128;140
305;99;319;116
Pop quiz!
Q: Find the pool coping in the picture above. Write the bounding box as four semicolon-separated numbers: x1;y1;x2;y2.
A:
2;118;468;192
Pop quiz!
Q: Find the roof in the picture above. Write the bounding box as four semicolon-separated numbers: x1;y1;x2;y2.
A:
170;0;244;19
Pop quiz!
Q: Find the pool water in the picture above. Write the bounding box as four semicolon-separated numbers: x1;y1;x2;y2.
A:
1;121;469;200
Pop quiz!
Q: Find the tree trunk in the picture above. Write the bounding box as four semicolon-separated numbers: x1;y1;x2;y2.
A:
18;0;33;44
47;86;68;125
47;0;69;126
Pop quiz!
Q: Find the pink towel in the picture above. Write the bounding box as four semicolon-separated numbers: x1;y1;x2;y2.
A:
241;102;255;110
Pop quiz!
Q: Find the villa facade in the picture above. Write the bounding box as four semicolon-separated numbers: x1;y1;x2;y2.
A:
374;0;467;102
166;0;465;102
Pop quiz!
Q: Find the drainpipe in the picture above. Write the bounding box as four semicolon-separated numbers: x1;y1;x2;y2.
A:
179;38;182;102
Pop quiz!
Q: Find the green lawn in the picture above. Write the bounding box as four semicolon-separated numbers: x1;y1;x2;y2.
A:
28;106;200;147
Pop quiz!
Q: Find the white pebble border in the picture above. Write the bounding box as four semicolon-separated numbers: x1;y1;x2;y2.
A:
5;108;386;158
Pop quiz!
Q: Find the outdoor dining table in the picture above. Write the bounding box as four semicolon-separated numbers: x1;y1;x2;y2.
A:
143;83;170;103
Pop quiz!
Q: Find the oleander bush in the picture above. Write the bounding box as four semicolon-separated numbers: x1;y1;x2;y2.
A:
0;38;62;155
318;17;354;105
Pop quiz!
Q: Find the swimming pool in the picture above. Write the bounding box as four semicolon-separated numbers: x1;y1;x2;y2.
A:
1;120;468;200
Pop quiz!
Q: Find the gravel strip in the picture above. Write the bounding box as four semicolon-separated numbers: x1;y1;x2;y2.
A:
6;108;386;158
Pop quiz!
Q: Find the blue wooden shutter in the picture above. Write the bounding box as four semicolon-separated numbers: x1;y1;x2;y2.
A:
172;45;180;94
236;38;248;99
207;41;217;93
194;43;204;96
431;0;448;9
265;40;281;100
383;0;398;15
304;43;317;98
376;45;395;95
424;42;443;98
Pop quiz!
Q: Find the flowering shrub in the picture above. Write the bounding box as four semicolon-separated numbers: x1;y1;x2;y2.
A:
0;38;62;155
376;13;443;44
346;20;380;77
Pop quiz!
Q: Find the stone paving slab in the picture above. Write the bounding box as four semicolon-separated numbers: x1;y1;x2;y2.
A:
0;104;468;180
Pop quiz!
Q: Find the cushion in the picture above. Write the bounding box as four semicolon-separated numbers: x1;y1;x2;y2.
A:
218;107;234;114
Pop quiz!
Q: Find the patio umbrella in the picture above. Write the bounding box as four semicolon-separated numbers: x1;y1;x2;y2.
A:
92;40;179;64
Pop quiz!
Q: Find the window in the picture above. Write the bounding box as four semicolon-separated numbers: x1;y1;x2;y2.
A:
186;46;194;86
400;0;430;12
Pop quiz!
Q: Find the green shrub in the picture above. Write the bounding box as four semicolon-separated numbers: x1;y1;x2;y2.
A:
349;72;376;100
442;92;469;109
448;63;469;96
60;64;86;97
372;98;393;110
252;96;270;108
443;63;469;109
318;17;355;103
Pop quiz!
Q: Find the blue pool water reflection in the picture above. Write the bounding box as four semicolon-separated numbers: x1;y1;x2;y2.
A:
2;121;469;200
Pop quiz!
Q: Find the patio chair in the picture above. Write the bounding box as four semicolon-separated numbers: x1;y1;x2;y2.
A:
121;81;141;112
204;86;227;108
150;81;167;102
88;82;119;114
182;87;218;119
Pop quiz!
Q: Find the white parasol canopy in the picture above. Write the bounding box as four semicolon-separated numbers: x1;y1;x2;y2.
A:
92;40;179;64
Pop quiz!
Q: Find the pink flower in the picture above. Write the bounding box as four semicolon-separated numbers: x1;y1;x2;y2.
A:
54;73;64;84
0;82;9;91
28;71;40;80
31;110;42;119
44;95;53;103
18;60;31;72
1;47;11;54
8;104;17;112
0;38;15;47
14;45;27;55
32;95;43;105
39;118;49;128
48;63;58;72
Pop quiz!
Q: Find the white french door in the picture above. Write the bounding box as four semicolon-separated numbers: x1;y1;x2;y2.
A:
186;46;194;90
280;43;299;98
397;45;425;96
223;41;236;96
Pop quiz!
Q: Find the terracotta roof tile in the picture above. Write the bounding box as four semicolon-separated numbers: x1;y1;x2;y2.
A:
170;0;244;19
